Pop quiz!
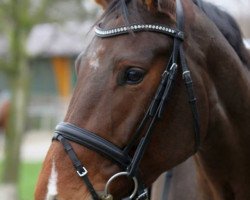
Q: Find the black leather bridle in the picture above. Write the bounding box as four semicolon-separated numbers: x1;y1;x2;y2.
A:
53;0;200;199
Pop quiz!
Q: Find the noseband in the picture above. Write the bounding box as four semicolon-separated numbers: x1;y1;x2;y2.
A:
53;0;200;199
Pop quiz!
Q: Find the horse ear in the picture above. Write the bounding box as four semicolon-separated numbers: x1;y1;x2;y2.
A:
143;0;176;17
95;0;112;9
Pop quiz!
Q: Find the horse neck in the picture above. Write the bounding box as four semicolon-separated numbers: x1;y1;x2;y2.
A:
188;13;250;199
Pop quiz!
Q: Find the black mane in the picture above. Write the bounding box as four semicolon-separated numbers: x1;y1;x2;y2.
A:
193;0;250;67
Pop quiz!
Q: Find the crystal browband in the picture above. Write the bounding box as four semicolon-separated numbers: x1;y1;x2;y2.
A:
95;24;184;39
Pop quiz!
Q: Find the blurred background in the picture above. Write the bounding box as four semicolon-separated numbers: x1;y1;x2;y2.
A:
0;0;249;200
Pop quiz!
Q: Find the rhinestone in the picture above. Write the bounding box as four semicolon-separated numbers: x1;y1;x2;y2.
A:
148;25;152;28
152;25;155;28
124;27;127;31
134;25;138;29
145;25;149;28
155;26;159;29
141;25;145;28
138;25;141;28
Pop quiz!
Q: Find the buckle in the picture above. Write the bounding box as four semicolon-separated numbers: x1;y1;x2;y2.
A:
182;70;190;78
182;70;190;77
77;167;88;177
170;63;178;71
136;189;149;200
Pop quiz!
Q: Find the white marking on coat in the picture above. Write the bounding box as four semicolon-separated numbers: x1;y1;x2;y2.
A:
89;46;104;70
45;159;58;200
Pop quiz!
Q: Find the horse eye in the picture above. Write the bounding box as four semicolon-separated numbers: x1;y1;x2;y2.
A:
125;68;145;84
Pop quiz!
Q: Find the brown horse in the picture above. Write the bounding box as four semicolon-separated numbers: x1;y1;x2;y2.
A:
35;0;250;199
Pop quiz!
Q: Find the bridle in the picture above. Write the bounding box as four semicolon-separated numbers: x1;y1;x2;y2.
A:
52;0;200;199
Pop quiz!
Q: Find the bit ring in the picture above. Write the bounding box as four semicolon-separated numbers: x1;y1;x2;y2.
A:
104;171;138;199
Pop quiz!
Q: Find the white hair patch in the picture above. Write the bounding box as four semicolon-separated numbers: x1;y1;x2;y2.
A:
45;159;58;200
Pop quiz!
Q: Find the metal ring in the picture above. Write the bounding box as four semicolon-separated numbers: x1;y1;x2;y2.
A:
104;171;138;199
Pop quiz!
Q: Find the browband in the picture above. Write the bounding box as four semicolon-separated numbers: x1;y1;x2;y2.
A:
53;122;131;168
95;23;184;40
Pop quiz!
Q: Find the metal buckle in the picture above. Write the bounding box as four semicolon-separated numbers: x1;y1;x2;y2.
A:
182;70;190;78
77;167;88;177
162;70;167;78
170;63;178;71
136;189;148;200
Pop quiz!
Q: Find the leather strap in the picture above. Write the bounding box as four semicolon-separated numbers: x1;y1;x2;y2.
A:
177;0;201;150
53;134;100;200
54;122;131;168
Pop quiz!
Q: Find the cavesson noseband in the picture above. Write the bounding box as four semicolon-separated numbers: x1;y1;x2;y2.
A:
53;0;200;199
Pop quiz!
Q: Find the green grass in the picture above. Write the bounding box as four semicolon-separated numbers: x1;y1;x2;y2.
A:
19;162;42;200
0;162;42;200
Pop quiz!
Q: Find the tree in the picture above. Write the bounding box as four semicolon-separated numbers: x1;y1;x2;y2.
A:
0;0;98;199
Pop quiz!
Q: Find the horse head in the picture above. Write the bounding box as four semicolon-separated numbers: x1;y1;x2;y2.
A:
36;0;250;199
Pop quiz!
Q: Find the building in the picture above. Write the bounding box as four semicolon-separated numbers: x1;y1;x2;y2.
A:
0;21;94;130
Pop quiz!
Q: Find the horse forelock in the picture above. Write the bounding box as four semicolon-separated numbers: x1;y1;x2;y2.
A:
95;0;177;28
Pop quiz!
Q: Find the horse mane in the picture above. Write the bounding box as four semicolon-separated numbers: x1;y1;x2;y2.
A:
193;0;250;68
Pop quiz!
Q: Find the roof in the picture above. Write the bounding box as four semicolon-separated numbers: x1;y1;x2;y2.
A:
0;21;94;58
27;21;94;57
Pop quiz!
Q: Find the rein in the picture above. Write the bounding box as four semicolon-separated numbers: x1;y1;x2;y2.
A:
53;0;200;199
